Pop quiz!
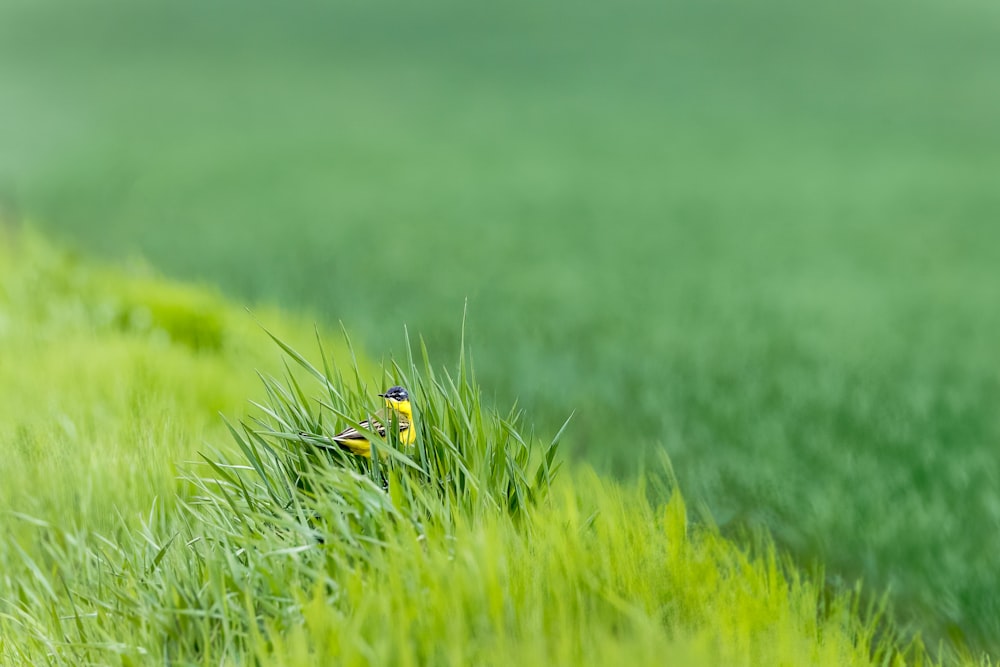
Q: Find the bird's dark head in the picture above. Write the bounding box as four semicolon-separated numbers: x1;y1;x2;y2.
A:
378;385;410;404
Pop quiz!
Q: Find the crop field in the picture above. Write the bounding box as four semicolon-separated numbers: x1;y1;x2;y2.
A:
2;0;1000;660
0;234;985;665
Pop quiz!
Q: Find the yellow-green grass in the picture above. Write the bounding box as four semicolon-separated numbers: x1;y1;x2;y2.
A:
0;228;370;523
0;233;987;666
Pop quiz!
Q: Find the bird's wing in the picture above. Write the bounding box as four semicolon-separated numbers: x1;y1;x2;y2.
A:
332;408;409;444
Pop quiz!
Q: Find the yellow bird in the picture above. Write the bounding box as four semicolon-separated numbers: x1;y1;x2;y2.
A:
332;385;415;458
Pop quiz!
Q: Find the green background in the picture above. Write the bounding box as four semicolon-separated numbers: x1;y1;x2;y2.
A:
2;0;999;652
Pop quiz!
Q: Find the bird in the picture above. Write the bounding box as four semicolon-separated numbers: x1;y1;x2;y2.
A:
330;385;415;458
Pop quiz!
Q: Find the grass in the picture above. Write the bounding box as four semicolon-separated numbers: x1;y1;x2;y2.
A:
0;229;366;524
0;235;985;666
2;0;1000;653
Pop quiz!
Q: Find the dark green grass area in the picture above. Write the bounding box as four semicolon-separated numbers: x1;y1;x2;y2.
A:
2;0;1000;653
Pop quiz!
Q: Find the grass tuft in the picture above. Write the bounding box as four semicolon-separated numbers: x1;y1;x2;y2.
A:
186;328;562;565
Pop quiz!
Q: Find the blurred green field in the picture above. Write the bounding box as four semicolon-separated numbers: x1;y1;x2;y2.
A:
2;0;1000;654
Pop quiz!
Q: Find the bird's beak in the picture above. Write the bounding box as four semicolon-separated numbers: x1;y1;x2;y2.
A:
377;393;386;398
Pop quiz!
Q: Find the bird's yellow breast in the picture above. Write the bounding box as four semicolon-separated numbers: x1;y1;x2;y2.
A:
385;398;415;445
385;398;412;417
